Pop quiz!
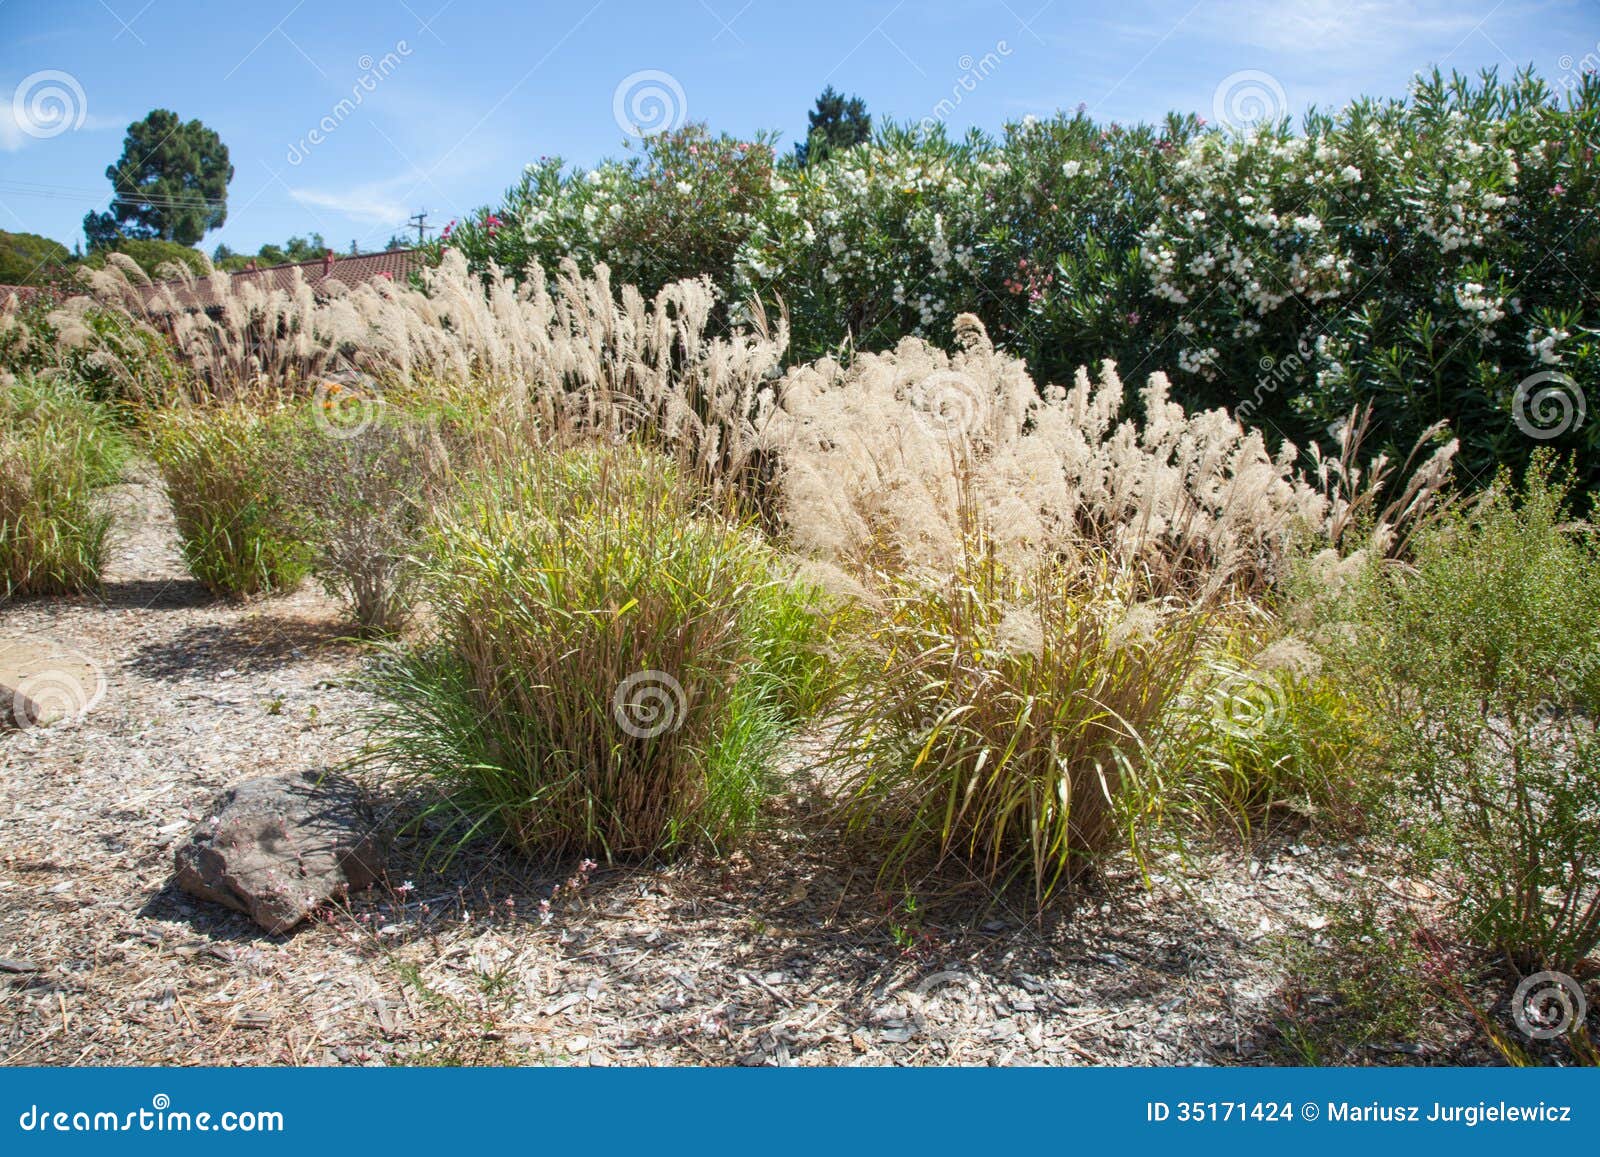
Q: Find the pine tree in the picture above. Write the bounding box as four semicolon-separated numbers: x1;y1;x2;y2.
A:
85;110;233;248
796;86;871;166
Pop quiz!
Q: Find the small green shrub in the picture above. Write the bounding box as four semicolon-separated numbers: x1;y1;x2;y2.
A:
1317;455;1600;970
830;550;1211;904
1177;639;1382;832
147;404;312;597
367;445;823;860
0;376;125;597
1274;892;1449;1064
284;406;459;636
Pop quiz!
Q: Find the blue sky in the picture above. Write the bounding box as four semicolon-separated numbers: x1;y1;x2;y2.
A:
2;0;1596;256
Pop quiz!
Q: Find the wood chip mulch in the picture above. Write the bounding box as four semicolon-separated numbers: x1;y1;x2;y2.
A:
0;472;1476;1066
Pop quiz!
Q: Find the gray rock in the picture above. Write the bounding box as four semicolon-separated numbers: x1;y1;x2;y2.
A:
174;772;383;933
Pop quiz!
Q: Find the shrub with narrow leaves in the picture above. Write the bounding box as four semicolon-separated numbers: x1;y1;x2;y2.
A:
147;405;312;597
0;374;125;597
366;446;824;860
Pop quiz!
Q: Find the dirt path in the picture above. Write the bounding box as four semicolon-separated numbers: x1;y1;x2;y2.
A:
1;473;1358;1066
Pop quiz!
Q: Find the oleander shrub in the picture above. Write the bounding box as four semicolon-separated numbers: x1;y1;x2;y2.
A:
147;404;312;597
450;68;1600;492
0;375;126;597
1311;455;1600;970
367;445;826;860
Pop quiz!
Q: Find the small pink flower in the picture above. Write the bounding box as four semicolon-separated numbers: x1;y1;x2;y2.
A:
1551;183;1566;197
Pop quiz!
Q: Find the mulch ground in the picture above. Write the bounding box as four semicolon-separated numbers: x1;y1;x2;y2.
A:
0;470;1501;1066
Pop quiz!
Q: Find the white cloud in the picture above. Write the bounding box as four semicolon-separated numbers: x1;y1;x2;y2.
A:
0;91;124;151
288;181;415;226
1195;0;1505;56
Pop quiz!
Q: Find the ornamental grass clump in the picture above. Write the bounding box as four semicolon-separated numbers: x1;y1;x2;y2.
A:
831;542;1213;904
0;374;126;598
147;404;312;597
368;444;824;861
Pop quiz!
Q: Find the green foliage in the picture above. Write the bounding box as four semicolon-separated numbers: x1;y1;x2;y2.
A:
88;109;233;246
0;376;126;598
214;233;330;271
7;296;189;408
1177;638;1382;831
0;231;71;287
366;445;822;861
1274;893;1448;1064
830;551;1211;904
451;67;1600;493
85;238;209;279
147;405;312;596
1313;455;1600;970
796;85;871;166
434;123;776;308
283;405;458;636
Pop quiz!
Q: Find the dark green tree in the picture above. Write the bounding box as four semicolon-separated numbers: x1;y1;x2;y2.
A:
86;110;233;247
796;86;871;166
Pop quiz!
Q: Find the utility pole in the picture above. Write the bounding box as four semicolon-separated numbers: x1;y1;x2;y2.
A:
407;211;433;246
